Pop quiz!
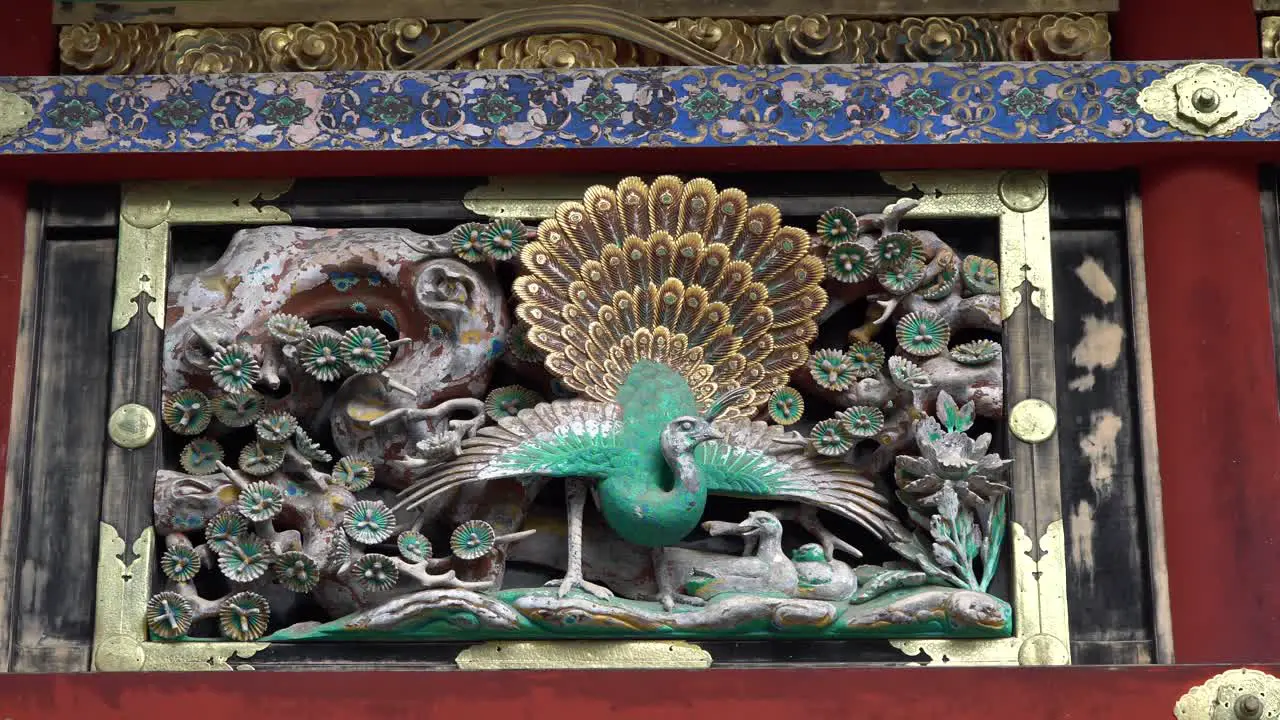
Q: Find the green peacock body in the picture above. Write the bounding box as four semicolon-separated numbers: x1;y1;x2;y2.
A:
397;176;899;550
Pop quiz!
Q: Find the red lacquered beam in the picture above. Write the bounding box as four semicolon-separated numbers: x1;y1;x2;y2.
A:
0;665;1272;719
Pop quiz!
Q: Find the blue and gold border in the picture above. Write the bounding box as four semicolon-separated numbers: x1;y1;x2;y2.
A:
2;61;1278;154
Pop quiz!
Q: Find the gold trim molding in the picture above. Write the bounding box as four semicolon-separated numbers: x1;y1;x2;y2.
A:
1175;668;1280;720
60;10;1112;74
456;641;712;670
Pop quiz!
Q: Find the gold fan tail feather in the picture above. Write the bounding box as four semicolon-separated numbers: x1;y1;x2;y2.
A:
517;176;827;420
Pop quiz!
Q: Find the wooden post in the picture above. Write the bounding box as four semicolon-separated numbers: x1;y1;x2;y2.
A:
0;0;51;511
1114;0;1280;662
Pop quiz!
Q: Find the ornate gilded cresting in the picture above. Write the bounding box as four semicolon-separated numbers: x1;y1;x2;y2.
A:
1175;669;1280;720
1138;63;1275;138
58;8;1112;74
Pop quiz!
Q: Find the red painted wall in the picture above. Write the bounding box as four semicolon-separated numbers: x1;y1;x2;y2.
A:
1114;0;1280;663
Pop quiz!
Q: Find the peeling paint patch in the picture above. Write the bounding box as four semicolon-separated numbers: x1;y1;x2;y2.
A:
1068;499;1096;578
1075;257;1117;304
1068;315;1125;391
1080;409;1123;498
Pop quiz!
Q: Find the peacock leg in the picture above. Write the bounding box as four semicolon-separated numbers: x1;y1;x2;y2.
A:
544;478;615;600
653;547;707;612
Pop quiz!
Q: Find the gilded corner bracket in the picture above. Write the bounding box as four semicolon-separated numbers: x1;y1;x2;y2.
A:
881;170;1053;323
93;523;267;671
113;181;294;332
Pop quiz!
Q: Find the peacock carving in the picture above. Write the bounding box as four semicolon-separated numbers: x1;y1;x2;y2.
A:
396;176;903;609
149;173;1015;643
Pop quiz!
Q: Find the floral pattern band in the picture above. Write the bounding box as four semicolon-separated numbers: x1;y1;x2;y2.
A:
1;61;1277;155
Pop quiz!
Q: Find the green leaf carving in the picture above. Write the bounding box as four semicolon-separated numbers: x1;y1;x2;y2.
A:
936;390;975;433
937;391;960;431
978;495;1007;592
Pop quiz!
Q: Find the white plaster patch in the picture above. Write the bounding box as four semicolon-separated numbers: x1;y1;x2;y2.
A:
1080;409;1123;499
1068;316;1125;392
1068;499;1096;578
1074;256;1117;304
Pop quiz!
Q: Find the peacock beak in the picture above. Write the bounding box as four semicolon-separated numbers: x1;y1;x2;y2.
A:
695;427;724;443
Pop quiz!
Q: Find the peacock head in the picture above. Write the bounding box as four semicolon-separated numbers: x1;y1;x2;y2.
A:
660;416;723;457
661;386;750;457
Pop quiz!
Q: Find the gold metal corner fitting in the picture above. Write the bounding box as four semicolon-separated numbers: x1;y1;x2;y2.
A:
881;170;1053;323
114;181;294;332
456;641;712;670
93;523;266;671
1175;668;1280;720
889;519;1070;666
1138;63;1274;137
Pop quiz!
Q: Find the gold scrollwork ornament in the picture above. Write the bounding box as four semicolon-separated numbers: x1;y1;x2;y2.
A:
1138;63;1274;137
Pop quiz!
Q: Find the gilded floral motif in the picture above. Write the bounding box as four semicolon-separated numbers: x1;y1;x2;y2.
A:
1004;13;1111;62
764;15;876;64
664;17;758;64
471;35;632;70
261;21;380;72
59;22;170;74
164;29;261;73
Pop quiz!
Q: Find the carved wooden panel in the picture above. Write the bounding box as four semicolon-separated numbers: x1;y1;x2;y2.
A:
0;171;1164;671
